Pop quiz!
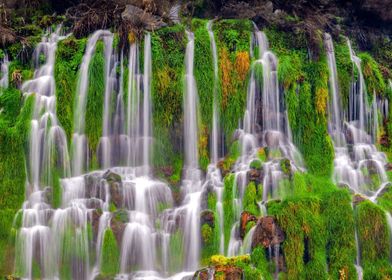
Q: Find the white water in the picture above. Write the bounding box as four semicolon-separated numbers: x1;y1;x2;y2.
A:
0;54;9;90
325;33;389;199
226;27;303;258
72;30;113;176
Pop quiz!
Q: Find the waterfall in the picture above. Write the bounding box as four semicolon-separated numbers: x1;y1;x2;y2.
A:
208;20;220;164
0;54;9;89
142;33;152;175
325;33;389;198
22;28;70;191
226;26;303;260
72;30;113;176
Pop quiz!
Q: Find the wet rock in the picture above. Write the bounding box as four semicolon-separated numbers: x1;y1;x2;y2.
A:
251;216;284;249
103;170;123;208
84;171;103;198
240;211;257;239
200;182;215;210
385;162;392;171
247;168;263;185
111;210;128;244
338;183;355;194
91;209;102;242
353;194;367;206
264;130;282;148
201;210;215;228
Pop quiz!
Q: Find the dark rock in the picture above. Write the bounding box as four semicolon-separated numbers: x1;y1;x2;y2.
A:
111;210;128;245
103;170;123;208
240;211;257;239
201;210;215;228
353;194;367;206
247;168;262;185
91;209;102;242
122;4;166;31
251;216;284;249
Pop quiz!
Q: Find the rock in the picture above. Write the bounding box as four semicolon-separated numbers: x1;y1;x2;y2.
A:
386;163;392;171
240;211;257;239
353;194;367;206
359;0;392;22
91;209;102;242
251;216;284;249
201;210;215;228
122;4;166;31
111;210;128;244
215;266;242;280
103;170;123;208
247;168;262;185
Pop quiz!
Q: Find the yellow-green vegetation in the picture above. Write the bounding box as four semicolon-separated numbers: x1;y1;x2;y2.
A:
55;36;87;140
201;192;220;264
0;87;34;276
208;254;264;279
151;24;186;171
266;27;334;177
243;182;262;216
334;38;354;108
359;52;386;98
85;41;105;170
213;19;252;138
101;228;120;277
355;201;392;279
223;174;235;252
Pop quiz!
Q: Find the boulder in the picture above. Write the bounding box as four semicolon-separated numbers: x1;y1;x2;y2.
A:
103;170;123;208
201;210;215;228
251;216;284;249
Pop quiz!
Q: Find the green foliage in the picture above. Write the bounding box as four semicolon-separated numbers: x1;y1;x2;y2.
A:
268;27;334;176
85;42;105;169
359;52;387;98
151;24;186;170
268;175;328;280
223;174;235;252
334;39;353;108
213;19;252;139
243;182;261;216
355;201;390;264
251;246;273;280
101;228;120;276
55;36;87;140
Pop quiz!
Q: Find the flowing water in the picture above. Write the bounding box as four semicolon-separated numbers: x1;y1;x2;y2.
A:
226;27;303;261
72;30;113;176
324;33;389;199
0;54;9;89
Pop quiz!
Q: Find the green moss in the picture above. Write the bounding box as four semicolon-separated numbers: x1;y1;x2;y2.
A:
85;41;105;170
334;39;353;108
151;24;186;170
265;27;334;177
223;174;235;252
101;228;120;277
358;52;387;98
55;36;87;141
268;192;327;280
213;19;252;139
169;229;183;273
251;246;273;280
356;201;390;264
243;182;261;216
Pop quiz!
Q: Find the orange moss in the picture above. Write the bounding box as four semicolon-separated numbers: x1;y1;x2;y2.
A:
235;51;250;81
219;47;233;109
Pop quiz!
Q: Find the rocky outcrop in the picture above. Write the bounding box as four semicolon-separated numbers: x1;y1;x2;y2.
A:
103;170;123;208
240;211;257;239
251;216;284;249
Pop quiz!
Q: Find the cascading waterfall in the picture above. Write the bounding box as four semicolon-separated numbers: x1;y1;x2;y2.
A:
324;33;389;198
0;54;9;89
15;28;74;279
227;28;303;258
72;30;113;176
206;20;225;255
